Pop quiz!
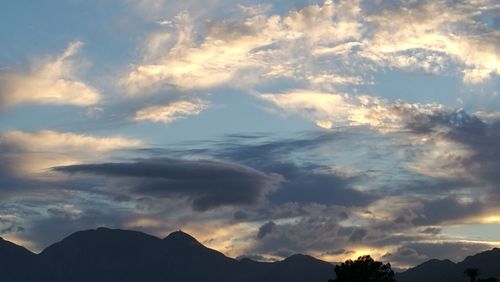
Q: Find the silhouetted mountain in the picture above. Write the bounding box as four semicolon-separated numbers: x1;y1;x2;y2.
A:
0;227;335;282
396;259;462;282
397;248;500;282
267;254;336;282
37;228;169;282
0;237;37;282
459;248;500;278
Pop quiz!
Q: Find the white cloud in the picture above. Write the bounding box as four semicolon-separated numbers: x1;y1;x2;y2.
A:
124;0;499;96
122;11;278;94
259;89;446;131
133;99;210;123
0;41;100;108
122;0;366;94
365;1;500;83
475;111;500;122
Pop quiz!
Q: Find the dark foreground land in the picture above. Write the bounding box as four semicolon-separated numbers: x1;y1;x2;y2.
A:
0;227;499;282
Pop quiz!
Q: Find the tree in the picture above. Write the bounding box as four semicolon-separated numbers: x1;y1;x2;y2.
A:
331;255;396;282
464;268;479;282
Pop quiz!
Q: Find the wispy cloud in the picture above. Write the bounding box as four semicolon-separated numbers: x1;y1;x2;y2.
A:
364;0;500;83
0;42;100;108
121;0;365;94
133;99;210;123
122;0;499;96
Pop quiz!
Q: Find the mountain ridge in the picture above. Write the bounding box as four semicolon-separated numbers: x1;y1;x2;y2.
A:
1;227;499;282
396;248;500;282
0;227;335;282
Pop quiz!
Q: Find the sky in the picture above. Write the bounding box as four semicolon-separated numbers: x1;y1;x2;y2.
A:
0;0;499;269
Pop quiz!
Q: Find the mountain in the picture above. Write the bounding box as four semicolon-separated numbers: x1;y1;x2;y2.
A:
397;248;500;282
3;227;500;282
0;227;335;282
0;237;37;282
395;259;463;282
37;228;170;282
460;248;500;278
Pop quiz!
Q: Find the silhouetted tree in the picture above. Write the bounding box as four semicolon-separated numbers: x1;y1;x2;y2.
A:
330;255;395;282
464;268;479;282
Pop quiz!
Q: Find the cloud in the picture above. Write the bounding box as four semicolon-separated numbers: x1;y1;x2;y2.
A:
133;99;210;123
122;0;366;94
410;197;484;226
54;157;284;211
444;120;500;193
257;221;277;239
249;212;369;260
381;247;430;267
122;10;276;94
421;227;441;235
349;228;368;242
382;107;500;205
259;89;456;131
266;162;375;207
212;132;377;207
123;0;498;97
0;130;142;174
365;0;500;83
0;41;100;108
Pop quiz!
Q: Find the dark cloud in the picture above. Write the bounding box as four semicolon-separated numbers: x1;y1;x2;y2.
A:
215;132;336;165
382;247;428;266
233;210;248;221
348;228;368;242
212;132;379;207
403;108;486;135
266;163;376;207
447;120;500;190
337;227;368;242
411;197;484;226
370;234;426;249
250;216;346;257
55;157;283;211
257;221;277;239
421;227;441;234
325;248;354;256
402;108;500;197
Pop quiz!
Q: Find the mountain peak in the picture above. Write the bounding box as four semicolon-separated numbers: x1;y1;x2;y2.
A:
284;254;314;262
62;227;154;241
164;230;201;245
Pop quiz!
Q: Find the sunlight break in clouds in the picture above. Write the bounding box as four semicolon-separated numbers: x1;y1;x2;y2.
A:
133;99;210;123
0;41;100;108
